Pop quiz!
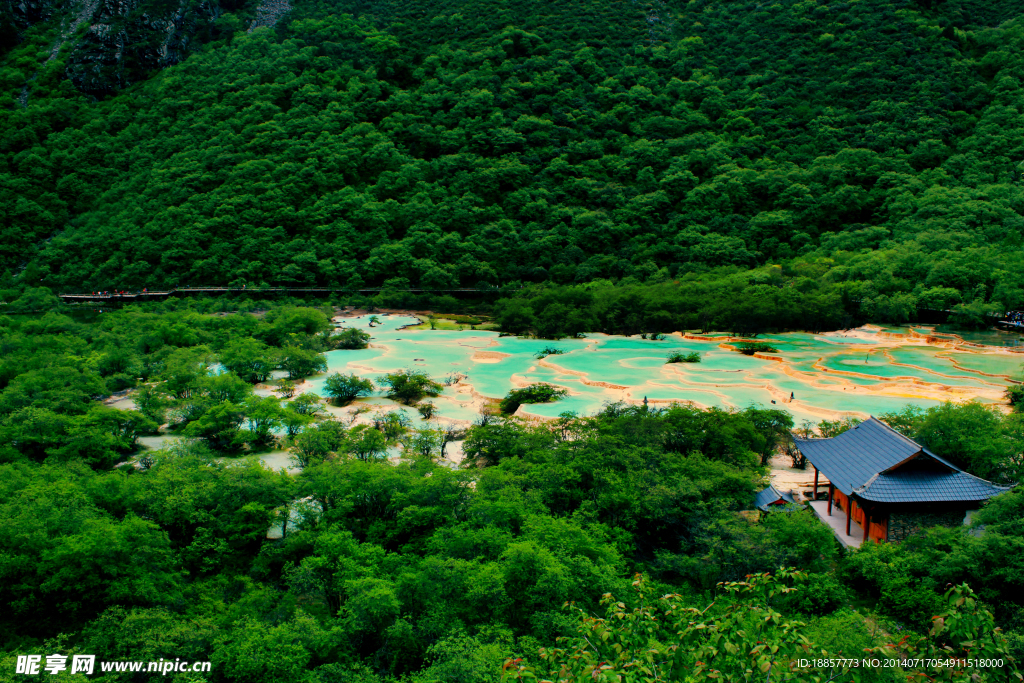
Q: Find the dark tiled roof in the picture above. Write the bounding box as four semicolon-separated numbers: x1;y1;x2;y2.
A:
755;484;798;511
856;469;1011;503
793;417;1011;504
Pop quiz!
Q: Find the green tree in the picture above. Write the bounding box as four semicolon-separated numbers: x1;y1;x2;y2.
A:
323;373;374;405
219;338;280;383
378;370;442;405
280;347;328;379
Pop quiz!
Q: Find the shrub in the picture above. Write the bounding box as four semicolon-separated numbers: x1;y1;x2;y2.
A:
736;341;779;355
379;369;443;404
780;572;851;616
499;384;568;414
1007;384;1024;412
666;351;702;363
323;373;374;404
334;327;371;349
535;346;566;359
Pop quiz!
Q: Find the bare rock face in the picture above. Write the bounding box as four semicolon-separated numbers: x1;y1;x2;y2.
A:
64;0;220;95
4;0;272;96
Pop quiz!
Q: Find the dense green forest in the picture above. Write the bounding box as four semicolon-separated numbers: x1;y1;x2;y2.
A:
2;0;1024;331
0;301;1022;681
4;0;1024;678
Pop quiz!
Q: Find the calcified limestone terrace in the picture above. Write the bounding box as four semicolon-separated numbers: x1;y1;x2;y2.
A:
309;315;1023;427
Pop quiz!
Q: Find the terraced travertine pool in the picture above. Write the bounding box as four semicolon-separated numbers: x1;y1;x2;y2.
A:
305;314;1024;427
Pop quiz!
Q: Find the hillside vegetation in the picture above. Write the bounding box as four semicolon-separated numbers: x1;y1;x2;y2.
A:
1;0;1024;332
0;303;1023;681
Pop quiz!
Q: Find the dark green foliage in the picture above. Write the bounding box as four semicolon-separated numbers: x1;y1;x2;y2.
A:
881;401;1024;484
534;346;565;359
736;341;780;355
378;369;443;404
1008;384;1024;412
3;0;1024;336
498;383;568;414
666;351;701;363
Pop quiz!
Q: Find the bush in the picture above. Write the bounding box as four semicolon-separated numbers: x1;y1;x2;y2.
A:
666;351;701;363
323;373;374;404
499;384;568;414
780;572;851;616
334;327;371;350
279;347;327;379
535;346;565;359
448;314;484;325
1008;384;1024;412
379;369;443;404
736;341;779;355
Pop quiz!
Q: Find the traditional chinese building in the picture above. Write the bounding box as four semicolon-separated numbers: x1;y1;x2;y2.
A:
793;417;1011;546
754;484;800;512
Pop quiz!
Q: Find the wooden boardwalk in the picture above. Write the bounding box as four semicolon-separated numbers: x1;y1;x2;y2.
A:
58;287;507;302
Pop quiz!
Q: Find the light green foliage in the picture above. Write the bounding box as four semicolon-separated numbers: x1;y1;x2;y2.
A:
666;350;701;363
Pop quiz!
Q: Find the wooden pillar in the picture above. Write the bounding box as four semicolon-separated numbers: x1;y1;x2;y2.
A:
863;505;870;543
813;466;819;500
846;495;853;536
827;484;834;515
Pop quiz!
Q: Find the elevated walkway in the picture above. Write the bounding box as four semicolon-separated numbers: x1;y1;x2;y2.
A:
808;500;864;549
57;287;511;303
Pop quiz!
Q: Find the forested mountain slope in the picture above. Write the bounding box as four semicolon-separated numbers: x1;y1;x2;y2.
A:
2;0;1024;328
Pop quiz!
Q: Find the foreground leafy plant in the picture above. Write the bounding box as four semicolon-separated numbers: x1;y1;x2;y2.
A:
502;570;857;683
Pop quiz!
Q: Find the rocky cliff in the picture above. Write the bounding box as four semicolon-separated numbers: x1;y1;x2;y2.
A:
3;0;274;96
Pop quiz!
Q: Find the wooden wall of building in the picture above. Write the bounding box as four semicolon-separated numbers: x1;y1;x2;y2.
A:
831;489;887;543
